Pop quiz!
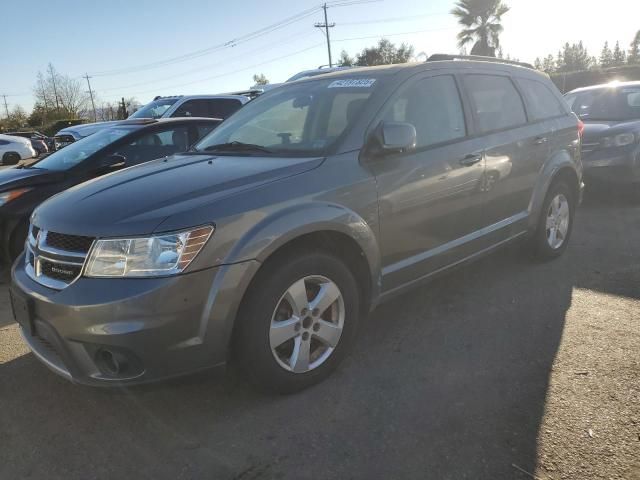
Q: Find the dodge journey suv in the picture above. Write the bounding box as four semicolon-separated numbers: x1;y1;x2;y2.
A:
11;55;583;392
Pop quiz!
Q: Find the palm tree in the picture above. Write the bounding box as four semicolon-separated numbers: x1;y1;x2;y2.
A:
451;0;510;57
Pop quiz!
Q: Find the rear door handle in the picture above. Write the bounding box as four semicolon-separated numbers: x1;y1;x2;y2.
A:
534;136;548;145
459;153;483;167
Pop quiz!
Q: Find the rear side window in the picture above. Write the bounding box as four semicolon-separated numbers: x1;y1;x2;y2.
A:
382;75;467;148
206;99;243;119
518;78;565;121
464;75;527;133
173;100;208;117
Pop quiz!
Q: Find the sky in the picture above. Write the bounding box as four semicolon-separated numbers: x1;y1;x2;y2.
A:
1;0;638;114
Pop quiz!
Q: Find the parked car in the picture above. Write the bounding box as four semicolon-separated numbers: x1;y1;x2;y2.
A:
0;117;220;264
6;131;54;155
11;56;582;392
565;81;640;186
0;134;37;166
54;94;251;149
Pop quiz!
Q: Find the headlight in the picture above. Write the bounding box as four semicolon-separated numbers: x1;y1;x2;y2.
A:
0;188;32;206
85;225;214;278
601;132;638;148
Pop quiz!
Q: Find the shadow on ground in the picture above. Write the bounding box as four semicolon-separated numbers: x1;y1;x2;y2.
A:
1;188;637;480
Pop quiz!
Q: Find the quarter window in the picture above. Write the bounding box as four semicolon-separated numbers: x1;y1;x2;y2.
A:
382;75;467;148
518;78;565;121
464;75;527;133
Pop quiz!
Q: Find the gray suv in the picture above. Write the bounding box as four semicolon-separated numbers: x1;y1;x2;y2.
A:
10;56;583;392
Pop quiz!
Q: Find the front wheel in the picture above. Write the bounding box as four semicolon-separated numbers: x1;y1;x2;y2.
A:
532;181;575;260
233;251;360;393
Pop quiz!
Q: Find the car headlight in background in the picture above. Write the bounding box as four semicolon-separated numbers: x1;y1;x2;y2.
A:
85;225;214;278
0;188;32;206
601;132;639;148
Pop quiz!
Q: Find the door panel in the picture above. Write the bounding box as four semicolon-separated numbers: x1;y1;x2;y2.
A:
367;74;487;291
463;74;541;230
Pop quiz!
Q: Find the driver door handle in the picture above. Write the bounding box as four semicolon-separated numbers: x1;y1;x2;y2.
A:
459;153;483;167
534;136;548;145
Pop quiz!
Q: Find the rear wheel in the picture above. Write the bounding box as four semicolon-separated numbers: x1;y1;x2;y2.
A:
233;251;360;393
2;152;20;166
532;181;575;260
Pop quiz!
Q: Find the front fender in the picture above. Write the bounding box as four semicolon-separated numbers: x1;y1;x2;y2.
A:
528;148;582;231
223;201;382;304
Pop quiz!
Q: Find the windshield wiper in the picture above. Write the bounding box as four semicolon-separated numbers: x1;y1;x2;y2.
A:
201;141;274;154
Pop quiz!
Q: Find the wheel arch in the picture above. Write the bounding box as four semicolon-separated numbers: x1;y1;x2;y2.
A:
528;151;581;231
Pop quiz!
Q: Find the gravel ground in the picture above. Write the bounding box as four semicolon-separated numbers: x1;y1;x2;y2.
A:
0;191;638;480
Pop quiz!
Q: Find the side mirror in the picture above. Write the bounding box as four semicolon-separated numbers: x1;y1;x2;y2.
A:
373;122;417;155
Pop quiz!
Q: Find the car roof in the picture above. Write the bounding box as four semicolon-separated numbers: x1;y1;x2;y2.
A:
291;59;549;84
152;94;250;102
568;80;640;94
110;117;222;129
0;133;30;143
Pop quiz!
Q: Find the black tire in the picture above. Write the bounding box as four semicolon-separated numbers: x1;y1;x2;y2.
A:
233;250;361;394
532;181;575;260
2;152;20;166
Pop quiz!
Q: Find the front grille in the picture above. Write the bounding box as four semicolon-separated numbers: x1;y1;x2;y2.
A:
26;224;91;290
45;231;94;253
41;261;82;283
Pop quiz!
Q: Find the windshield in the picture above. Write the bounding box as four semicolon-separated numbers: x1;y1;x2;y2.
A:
33;127;138;171
129;98;179;119
194;77;379;156
566;86;640;121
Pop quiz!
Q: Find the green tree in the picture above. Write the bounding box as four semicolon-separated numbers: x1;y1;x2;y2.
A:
542;54;556;73
600;41;614;68
252;73;269;86
351;39;414;66
628;30;640;64
612;41;626;65
338;50;354;67
451;0;510;57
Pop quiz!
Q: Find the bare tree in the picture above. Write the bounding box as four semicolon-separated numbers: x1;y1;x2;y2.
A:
33;64;90;119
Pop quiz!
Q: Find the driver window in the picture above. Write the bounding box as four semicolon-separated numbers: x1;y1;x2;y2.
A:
116;127;191;166
382;75;466;148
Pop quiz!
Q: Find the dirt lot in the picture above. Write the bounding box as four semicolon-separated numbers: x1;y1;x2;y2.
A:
0;192;638;480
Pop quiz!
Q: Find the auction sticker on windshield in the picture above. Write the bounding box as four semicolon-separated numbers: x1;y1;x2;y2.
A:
328;79;376;88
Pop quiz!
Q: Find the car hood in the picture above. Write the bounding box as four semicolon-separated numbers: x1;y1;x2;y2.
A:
32;153;324;237
57;121;122;139
582;119;640;143
0;167;59;191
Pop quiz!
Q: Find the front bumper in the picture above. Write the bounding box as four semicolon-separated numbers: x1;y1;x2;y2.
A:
10;257;260;386
582;145;640;184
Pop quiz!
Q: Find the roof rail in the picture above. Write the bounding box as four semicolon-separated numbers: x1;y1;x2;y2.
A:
226;89;264;99
427;54;534;70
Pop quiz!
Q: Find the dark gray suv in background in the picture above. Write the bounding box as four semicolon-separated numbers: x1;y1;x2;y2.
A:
11;56;582;392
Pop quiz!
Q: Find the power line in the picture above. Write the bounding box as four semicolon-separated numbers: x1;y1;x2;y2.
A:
334;26;457;42
99;42;324;100
95;29;316;94
89;5;325;77
338;12;448;25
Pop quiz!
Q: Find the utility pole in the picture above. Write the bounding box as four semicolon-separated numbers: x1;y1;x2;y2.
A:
2;95;9;118
84;73;97;122
47;63;61;113
314;3;336;67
